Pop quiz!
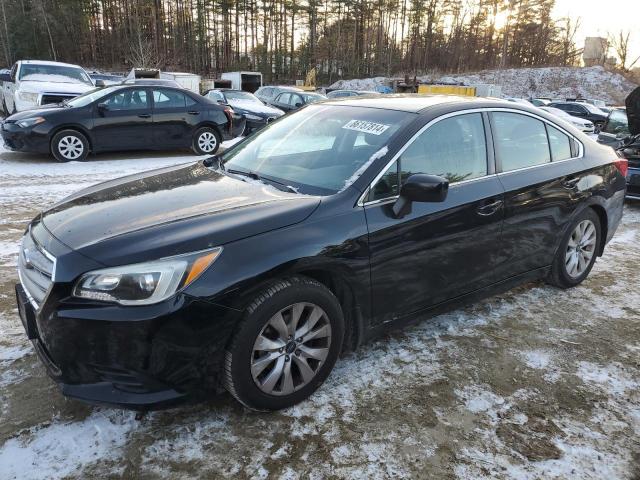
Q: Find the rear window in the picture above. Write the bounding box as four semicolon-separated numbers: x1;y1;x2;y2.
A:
491;112;550;171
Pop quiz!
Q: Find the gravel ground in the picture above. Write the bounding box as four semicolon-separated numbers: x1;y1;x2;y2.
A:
1;142;639;479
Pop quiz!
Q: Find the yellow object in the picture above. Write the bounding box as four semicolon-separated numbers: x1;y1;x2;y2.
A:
305;68;317;89
417;85;476;96
183;250;221;287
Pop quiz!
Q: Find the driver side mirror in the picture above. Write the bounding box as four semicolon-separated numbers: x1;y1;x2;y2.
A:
94;79;106;88
392;174;449;218
295;102;303;108
0;72;11;82
97;103;109;114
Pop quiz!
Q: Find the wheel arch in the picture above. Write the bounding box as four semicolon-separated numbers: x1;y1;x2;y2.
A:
588;203;608;256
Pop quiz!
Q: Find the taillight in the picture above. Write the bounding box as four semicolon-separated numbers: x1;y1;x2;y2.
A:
223;106;234;133
613;158;628;177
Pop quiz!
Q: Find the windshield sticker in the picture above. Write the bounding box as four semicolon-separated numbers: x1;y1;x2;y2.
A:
342;119;390;135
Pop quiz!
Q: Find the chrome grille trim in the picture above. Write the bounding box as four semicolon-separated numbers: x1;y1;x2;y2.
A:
18;227;56;309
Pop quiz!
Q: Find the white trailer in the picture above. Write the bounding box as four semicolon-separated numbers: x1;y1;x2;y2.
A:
160;72;201;94
220;71;263;93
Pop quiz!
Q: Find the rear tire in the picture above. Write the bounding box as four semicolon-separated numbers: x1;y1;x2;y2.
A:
51;129;89;162
192;127;220;155
547;209;601;289
224;276;344;411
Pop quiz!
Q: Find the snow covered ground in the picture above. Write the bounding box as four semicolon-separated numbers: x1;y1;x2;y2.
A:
1;142;640;478
329;65;638;105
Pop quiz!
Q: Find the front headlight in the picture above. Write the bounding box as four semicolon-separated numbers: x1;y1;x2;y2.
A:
244;113;263;121
72;248;222;305
17;91;39;104
17;117;46;128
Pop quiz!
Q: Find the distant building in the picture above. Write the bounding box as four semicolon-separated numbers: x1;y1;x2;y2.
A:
583;37;608;67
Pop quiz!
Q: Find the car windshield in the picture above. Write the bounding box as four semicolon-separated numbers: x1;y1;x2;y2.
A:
582;103;606;115
225;91;261;103
222;105;414;195
19;64;93;85
65;87;119;107
301;93;325;103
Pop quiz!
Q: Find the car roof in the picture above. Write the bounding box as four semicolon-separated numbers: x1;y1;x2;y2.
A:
20;60;83;68
321;94;514;113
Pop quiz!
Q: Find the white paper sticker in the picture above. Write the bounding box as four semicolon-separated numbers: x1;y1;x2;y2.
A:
342;119;390;135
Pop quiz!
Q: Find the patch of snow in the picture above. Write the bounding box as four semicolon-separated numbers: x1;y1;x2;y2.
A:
0;411;138;480
520;350;552;370
575;361;639;396
456;385;505;415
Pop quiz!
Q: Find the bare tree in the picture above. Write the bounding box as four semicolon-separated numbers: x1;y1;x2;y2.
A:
609;30;639;72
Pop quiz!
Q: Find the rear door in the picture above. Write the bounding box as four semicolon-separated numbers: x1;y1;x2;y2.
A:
491;110;586;276
365;111;506;325
151;88;200;148
91;87;153;150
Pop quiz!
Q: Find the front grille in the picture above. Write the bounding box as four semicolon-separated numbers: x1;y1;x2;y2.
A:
41;94;75;105
18;228;55;308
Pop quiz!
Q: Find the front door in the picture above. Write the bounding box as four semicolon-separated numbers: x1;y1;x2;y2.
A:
92;87;152;150
365;112;506;325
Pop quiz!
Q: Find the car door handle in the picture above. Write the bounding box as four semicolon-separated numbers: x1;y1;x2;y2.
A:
187;111;200;115
562;177;580;189
138;113;151;118
476;199;503;216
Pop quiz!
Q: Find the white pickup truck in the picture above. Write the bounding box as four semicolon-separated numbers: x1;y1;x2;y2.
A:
2;60;95;114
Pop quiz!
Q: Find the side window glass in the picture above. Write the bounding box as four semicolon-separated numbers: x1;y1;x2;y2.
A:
277;93;290;105
369;160;399;201
290;94;302;106
603;110;629;134
492;112;550;171
185;94;198;107
400;113;487;183
547;124;572;161
207;91;225;102
153;89;187;109
104;89;148;110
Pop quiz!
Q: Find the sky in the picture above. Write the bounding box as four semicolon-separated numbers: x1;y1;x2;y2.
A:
553;0;640;67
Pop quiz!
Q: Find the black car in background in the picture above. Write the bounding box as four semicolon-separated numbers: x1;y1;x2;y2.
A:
15;95;626;411
326;89;381;98
269;91;326;113
548;101;608;132
254;85;302;104
204;88;284;134
1;84;244;161
597;108;629;147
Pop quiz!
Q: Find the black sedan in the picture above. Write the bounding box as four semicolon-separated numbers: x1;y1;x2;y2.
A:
269;91;326;113
548;101;608;132
15;95;625;410
204;88;284;134
1;84;244;161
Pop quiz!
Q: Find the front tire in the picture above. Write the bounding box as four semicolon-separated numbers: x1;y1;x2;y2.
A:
192;127;220;155
224;276;344;411
548;209;601;289
51;130;89;162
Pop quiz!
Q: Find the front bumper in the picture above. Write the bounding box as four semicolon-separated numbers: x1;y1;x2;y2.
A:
16;279;240;410
1;121;50;153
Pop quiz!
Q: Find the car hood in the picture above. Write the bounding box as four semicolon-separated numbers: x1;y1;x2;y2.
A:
5;104;69;121
626;86;640;136
229;99;284;116
19;79;94;95
40;162;320;267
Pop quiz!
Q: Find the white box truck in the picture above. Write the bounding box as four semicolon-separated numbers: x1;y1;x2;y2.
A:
220;72;263;93
160;72;201;94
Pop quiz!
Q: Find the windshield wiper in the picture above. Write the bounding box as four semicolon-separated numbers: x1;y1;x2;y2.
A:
226;168;299;194
226;168;260;180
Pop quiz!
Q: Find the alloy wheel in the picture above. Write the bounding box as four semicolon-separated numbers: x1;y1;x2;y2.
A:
565;219;597;278
251;302;332;396
58;135;84;160
197;131;218;153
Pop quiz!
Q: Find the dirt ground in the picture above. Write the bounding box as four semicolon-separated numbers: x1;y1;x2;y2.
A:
1;144;639;479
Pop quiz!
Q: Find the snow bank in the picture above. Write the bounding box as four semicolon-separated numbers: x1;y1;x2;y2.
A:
329;66;638;104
